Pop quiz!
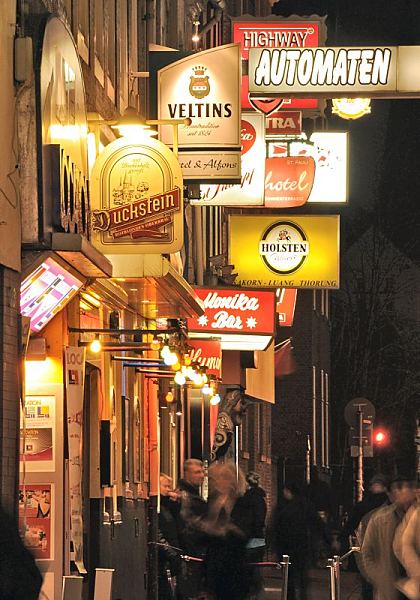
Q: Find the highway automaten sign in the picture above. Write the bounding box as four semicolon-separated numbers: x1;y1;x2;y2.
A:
229;214;339;288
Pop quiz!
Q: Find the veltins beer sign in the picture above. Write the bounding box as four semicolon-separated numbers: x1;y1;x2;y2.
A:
158;44;241;148
229;215;339;289
90;136;183;255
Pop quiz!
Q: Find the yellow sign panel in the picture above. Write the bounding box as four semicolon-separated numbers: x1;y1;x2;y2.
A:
90;136;183;255
229;215;339;288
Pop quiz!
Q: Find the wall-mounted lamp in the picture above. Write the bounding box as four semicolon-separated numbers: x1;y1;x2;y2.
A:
89;336;102;353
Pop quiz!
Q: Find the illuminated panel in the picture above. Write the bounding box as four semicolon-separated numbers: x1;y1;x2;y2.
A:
21;257;83;332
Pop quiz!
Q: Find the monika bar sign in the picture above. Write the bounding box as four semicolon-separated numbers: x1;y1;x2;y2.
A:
188;288;275;335
248;46;420;98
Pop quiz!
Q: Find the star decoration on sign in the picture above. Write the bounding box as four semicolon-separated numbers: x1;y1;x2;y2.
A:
246;316;257;329
198;314;208;327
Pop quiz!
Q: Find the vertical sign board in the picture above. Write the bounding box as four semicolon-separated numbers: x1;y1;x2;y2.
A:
232;18;326;115
195;112;265;205
229;215;340;288
65;347;86;574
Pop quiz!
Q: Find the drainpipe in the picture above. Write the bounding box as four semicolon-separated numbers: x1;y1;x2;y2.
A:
198;0;226;38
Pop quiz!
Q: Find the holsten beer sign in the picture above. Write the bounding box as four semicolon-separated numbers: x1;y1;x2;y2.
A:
90;136;183;257
188;288;275;351
229;215;339;288
249;46;420;98
158;44;241;148
196;112;265;206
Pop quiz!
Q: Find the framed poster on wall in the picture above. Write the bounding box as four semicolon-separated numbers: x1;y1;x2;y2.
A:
19;483;54;560
20;395;55;471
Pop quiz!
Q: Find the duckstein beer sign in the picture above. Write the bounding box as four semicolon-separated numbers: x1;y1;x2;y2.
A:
229;215;339;288
248;46;420;98
90;136;183;255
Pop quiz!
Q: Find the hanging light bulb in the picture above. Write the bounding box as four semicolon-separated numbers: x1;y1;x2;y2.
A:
150;335;161;351
174;371;186;385
183;353;192;366
201;383;212;395
164;351;179;367
165;391;174;403
171;360;181;371
89;336;102;353
210;393;221;406
201;372;208;384
191;372;203;387
161;344;171;359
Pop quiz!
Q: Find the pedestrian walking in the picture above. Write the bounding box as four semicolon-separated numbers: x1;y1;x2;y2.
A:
158;473;181;599
0;504;42;599
361;475;417;600
271;481;325;600
393;486;420;600
177;459;207;599
202;462;251;600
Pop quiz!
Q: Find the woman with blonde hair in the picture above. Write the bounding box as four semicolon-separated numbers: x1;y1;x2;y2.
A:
202;461;251;599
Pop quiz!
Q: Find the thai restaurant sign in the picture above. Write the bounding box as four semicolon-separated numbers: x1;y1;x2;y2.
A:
276;288;297;326
232;17;326;113
195;112;265;205
268;132;348;204
266;110;302;136
187;287;275;351
158;44;241;148
90;136;183;256
248;46;420;98
229;215;340;289
188;339;222;379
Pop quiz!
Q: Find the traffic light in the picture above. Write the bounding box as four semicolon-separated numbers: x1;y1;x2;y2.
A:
373;428;389;446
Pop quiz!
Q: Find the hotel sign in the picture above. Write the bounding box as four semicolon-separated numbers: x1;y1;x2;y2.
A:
90;136;183;255
158;44;241;148
249;46;420;98
229;215;339;288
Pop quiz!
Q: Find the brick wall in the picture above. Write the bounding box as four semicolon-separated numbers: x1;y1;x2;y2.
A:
0;267;20;516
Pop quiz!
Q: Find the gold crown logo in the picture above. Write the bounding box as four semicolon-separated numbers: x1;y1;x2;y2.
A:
192;66;206;76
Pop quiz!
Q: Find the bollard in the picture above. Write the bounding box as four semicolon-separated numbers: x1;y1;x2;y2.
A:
327;556;340;600
61;576;83;600
280;555;290;600
93;568;114;600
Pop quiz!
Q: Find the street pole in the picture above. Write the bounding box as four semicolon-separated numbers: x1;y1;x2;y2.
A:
306;435;311;485
357;407;364;502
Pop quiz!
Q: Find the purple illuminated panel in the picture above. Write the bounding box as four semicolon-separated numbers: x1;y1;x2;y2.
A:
21;257;83;332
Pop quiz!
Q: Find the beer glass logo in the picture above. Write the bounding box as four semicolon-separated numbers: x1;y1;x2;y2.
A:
189;66;210;99
259;221;309;274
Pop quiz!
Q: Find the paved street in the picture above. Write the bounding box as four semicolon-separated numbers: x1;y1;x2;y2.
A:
263;568;362;599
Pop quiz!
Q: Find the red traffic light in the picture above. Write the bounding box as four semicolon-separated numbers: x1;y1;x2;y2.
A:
373;429;388;445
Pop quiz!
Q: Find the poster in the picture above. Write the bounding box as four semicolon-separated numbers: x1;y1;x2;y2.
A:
20;396;55;465
19;484;52;560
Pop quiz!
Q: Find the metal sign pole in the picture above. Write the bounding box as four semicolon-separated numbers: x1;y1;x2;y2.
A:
357;408;364;502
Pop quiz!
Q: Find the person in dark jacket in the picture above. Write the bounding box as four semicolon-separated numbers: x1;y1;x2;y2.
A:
158;474;181;599
271;482;325;600
0;505;43;600
177;459;207;599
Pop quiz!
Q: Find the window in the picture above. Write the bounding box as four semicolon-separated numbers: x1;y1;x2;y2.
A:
94;0;105;84
118;0;129;109
105;0;116;88
77;0;90;63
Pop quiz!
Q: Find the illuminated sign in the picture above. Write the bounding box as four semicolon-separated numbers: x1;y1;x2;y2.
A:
229;215;339;288
269;132;348;203
265;156;315;207
20;257;84;332
266;110;302;136
195;112;265;206
158;44;241;148
90;136;183;256
276;288;297;326
232;18;325;111
188;287;275;351
188;339;222;379
249;46;420;98
177;151;241;181
331;98;371;120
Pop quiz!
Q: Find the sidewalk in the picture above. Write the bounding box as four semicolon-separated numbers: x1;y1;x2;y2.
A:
263;568;362;599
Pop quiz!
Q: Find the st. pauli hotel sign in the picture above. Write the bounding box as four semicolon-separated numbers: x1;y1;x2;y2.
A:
229;215;339;289
90;136;183;257
188;288;275;351
248;46;420;98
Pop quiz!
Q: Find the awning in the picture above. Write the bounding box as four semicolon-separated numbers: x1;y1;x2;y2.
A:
109;254;204;319
52;233;113;278
245;341;275;404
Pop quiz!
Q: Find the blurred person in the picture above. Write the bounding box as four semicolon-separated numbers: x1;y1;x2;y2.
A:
0;504;42;599
177;459;207;600
158;474;181;599
271;481;326;600
343;474;389;600
393;485;420;600
306;466;334;565
362;476;417;600
202;461;251;600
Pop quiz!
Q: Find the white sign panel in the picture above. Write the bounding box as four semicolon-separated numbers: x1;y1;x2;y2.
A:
158;44;241;148
178;151;241;181
195;112;265;206
248;46;420;98
268;132;348;203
